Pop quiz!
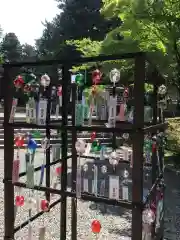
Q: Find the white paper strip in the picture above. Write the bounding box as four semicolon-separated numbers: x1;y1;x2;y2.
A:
108;96;117;127
76;157;81;198
93;165;98;196
100;180;105;196
109;175;119;200
9;98;18;123
122;186;129;200
83;178;89;192
29;98;36;123
37;99;48;125
85;143;91;155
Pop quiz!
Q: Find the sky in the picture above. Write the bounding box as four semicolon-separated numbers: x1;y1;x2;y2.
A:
0;0;59;46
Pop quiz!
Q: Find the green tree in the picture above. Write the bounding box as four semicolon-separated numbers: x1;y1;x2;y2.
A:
67;0;180;94
0;32;22;62
21;43;37;62
36;0;120;59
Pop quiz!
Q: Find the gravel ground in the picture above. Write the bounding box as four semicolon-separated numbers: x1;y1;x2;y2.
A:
1;148;179;240
0;149;132;240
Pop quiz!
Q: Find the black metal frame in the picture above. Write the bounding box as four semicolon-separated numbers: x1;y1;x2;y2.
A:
3;52;167;240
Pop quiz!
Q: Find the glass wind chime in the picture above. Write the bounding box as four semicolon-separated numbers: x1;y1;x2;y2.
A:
10;73;61;239
73;68;132;202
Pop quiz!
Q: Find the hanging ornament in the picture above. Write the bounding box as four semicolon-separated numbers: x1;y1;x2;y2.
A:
91;220;101;234
109;151;119;170
75;73;84;86
109;68;120;85
40;74;51;88
13;75;25;89
75;139;86;155
27;138;38;152
122;133;129;141
90;132;96;142
92;69;102;85
15;195;25;207
24;84;32;94
123;87;129;99
101;165;107;174
40;199;49;212
83;164;88;172
14;135;25;148
142;208;155;236
158;85;167;95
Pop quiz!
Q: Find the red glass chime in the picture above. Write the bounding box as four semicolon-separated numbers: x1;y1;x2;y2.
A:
91;220;101;234
15;195;25;207
40;199;49;212
14;135;25;148
92;69;102;85
13;75;25;89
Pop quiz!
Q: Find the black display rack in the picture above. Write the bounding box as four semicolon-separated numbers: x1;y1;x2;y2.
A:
3;52;167;240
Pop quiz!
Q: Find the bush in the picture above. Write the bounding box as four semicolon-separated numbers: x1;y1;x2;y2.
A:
166;118;180;154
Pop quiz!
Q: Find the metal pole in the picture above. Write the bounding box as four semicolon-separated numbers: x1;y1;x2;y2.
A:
132;53;145;240
3;65;15;240
60;64;69;239
71;83;77;240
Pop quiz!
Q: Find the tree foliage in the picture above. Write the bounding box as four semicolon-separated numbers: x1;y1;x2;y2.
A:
36;0;120;60
67;0;180;91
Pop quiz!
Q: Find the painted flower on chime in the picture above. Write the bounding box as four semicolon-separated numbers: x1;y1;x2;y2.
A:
57;86;62;96
91;220;101;234
55;166;61;176
15;195;25;207
90;132;96;142
142;208;155;224
40;199;49;212
158;84;167;95
123;87;129;99
14;75;25;89
83;164;88;172
109;68;120;84
23;84;32;94
109;151;119;167
123;169;129;179
101;165;107;174
14;135;25;147
75;139;86;155
40;74;51;87
75;73;84;86
92;69;102;85
122;133;129;141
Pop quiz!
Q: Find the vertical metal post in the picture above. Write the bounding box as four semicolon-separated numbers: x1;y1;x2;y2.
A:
71;84;77;240
45;85;51;201
60;64;69;239
132;54;145;240
3;65;14;240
